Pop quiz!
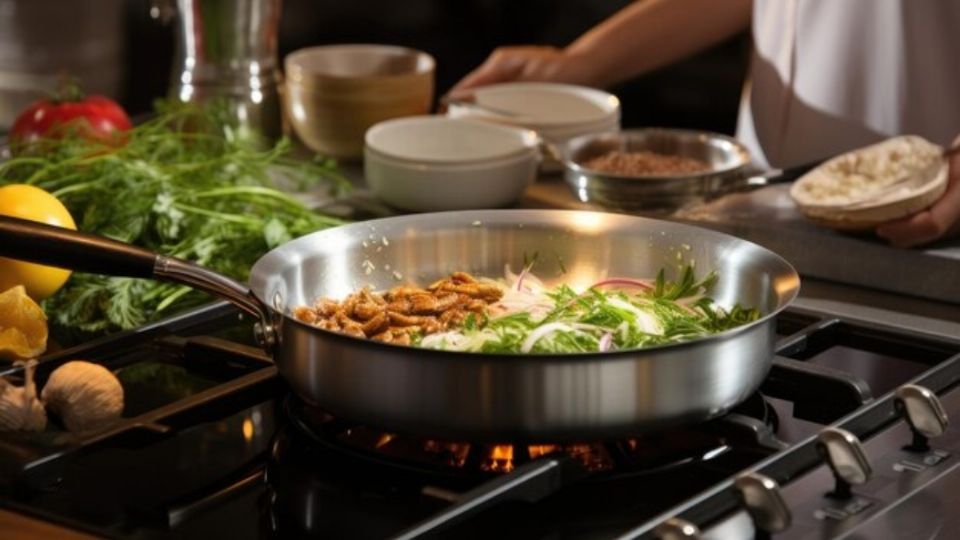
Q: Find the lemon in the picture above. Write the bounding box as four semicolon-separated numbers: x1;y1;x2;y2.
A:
0;184;77;300
0;285;48;360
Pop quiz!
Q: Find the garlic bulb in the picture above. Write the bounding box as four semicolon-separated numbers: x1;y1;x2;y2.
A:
0;360;47;431
41;361;124;433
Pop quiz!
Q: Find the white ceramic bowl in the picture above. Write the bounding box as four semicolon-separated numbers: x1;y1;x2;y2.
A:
364;116;540;211
446;83;621;171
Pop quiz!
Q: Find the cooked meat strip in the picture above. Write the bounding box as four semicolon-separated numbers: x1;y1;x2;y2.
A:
353;302;381;321
362;312;389;336
409;293;440;314
295;272;504;343
293;306;317;324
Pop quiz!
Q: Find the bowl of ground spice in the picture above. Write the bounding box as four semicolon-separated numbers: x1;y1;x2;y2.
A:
562;128;752;211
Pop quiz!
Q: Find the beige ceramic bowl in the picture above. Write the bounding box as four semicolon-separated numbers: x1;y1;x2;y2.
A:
284;44;435;160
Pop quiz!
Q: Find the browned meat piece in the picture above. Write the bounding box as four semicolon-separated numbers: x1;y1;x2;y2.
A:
387;298;412;314
439;309;467;326
385;286;427;300
336;312;364;337
353;302;381;321
340;294;359;319
313;298;339;317
409;293;440;314
438;283;503;302
362;312;389;336
466;299;488;312
293;306;317;324
389;312;443;333
392;332;411;346
387;312;427;327
371;330;393;343
423;319;443;333
433;293;460;311
450;272;476;283
316;318;341;332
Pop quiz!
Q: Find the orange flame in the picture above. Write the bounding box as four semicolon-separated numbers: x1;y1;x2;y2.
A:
482;445;515;472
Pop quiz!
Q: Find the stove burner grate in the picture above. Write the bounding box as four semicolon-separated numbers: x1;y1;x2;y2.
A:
283;392;780;481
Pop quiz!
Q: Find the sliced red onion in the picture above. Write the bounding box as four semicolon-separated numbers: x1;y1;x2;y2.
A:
589;278;654;291
516;267;528;291
598;332;614;352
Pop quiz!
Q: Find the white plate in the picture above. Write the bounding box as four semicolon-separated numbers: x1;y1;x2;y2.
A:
449;83;620;128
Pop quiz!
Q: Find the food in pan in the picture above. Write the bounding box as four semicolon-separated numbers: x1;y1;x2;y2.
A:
295;266;759;353
790;135;948;230
582;150;710;176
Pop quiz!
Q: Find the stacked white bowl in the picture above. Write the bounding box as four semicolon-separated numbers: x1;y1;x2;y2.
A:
446;82;621;169
364;116;541;211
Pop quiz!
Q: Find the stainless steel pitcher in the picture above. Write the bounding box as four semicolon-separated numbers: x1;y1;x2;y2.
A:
162;0;283;141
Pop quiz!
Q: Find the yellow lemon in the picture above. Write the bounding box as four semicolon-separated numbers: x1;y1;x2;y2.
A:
0;184;77;300
0;285;48;360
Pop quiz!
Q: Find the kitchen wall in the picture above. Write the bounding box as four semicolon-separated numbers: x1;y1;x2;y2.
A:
1;0;750;135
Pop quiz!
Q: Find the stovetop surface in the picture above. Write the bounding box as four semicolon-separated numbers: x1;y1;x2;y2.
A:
2;302;959;539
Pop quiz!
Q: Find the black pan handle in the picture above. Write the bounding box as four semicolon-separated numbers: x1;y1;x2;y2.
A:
0;215;157;277
0;216;273;343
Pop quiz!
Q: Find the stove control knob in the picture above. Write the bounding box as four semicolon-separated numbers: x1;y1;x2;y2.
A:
894;384;948;452
816;427;872;499
734;472;792;534
654;517;701;539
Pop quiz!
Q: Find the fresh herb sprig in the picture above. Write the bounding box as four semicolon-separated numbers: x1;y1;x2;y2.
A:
0;100;349;331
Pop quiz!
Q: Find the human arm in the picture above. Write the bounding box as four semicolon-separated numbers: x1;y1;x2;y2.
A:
450;0;752;95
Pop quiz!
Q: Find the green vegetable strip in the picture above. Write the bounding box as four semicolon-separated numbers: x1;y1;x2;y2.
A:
0;100;349;332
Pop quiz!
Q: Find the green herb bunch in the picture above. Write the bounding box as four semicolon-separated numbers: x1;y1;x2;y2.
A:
0;100;349;331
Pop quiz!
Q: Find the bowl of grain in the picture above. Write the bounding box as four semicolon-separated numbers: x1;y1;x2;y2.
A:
561;128;751;211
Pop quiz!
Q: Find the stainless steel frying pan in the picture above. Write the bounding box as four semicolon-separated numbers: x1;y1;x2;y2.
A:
0;210;799;441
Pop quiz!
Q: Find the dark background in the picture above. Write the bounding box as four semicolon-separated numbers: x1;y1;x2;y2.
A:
123;0;750;135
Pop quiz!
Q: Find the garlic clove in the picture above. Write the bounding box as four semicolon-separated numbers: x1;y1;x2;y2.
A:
41;360;123;433
0;359;47;432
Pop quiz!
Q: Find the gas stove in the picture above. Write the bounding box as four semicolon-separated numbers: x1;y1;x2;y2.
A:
1;296;959;539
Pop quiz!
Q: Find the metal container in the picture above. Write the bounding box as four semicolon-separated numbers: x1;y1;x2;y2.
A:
0;210;799;442
168;0;283;141
562;128;752;211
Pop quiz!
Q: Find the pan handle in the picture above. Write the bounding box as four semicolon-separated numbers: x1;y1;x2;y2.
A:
0;216;275;346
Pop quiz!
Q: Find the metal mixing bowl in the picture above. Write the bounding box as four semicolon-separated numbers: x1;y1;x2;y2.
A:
562;128;752;211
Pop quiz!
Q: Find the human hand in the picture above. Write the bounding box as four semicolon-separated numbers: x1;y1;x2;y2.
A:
876;137;960;248
448;46;594;98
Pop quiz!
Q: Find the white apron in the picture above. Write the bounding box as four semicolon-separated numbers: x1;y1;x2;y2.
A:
737;0;960;168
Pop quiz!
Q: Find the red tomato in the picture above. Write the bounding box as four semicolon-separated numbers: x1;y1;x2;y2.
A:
10;94;132;146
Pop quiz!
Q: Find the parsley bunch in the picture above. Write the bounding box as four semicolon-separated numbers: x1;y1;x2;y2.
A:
0;100;349;331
